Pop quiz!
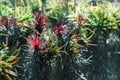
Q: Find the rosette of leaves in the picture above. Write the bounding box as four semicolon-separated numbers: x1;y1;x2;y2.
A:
0;16;32;46
26;33;49;63
87;4;120;30
83;2;120;43
83;2;120;33
24;32;50;80
0;43;21;80
51;22;92;66
0;17;21;46
69;1;120;41
34;12;48;33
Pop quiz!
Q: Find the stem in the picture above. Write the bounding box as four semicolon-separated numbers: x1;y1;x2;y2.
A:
41;0;44;14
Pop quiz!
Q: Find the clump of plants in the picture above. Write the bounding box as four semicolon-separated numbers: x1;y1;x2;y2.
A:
3;0;120;80
21;10;91;79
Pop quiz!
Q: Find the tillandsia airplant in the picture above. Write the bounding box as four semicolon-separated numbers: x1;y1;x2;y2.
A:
0;43;21;80
34;12;48;33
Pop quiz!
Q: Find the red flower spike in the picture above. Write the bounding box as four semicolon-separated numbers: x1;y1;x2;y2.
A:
27;33;40;51
27;33;48;52
41;16;48;25
35;12;48;33
35;12;42;24
33;34;40;51
35;12;48;26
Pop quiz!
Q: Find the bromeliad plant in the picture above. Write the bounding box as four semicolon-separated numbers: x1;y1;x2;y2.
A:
0;16;31;47
0;43;21;80
50;21;91;66
0;16;21;46
0;16;25;80
24;12;49;64
34;12;48;33
26;33;49;63
84;1;120;43
26;12;91;65
27;33;48;52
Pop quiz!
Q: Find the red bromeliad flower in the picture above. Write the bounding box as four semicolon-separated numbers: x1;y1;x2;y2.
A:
53;23;67;37
0;17;9;27
35;12;48;33
32;34;40;51
27;33;48;52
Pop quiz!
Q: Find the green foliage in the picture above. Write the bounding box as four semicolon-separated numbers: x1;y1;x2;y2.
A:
68;1;120;42
0;5;13;18
46;0;74;25
15;6;33;22
3;1;120;80
87;2;120;30
0;43;21;80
